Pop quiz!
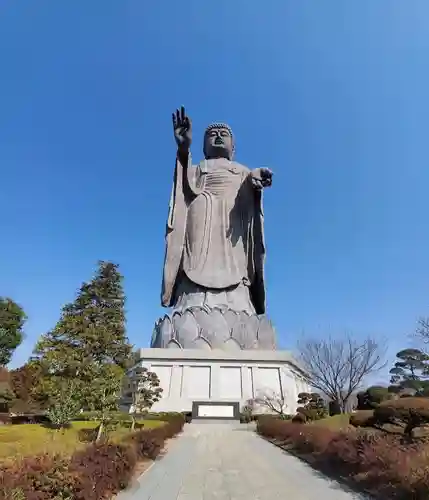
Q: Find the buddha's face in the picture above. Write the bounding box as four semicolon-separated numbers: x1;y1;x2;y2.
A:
203;126;234;160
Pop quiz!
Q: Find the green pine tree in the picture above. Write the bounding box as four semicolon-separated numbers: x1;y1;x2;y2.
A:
9;362;45;413
34;261;133;429
0;367;14;412
389;348;429;396
0;297;27;366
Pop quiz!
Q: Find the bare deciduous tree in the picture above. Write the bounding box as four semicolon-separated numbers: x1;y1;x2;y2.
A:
298;334;386;413
249;389;288;416
416;318;429;351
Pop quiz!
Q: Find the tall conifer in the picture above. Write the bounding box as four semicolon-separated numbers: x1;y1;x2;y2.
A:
35;261;132;426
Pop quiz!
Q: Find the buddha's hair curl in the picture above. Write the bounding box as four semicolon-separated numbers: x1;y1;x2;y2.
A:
205;122;233;137
204;122;235;156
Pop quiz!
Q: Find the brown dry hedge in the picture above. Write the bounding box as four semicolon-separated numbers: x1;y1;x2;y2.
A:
350;398;429;437
349;409;375;428
257;416;429;499
0;414;185;500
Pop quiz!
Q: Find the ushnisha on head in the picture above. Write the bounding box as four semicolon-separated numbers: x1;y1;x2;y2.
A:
203;122;235;161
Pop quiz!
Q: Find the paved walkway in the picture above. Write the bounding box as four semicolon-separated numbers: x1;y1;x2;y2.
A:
117;422;366;500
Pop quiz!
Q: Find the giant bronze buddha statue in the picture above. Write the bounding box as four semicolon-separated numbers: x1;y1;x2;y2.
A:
152;107;277;350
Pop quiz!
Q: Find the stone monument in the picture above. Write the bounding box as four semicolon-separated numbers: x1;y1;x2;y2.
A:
151;106;277;350
123;107;309;418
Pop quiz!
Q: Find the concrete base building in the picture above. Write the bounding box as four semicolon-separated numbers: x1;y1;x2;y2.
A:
122;346;309;419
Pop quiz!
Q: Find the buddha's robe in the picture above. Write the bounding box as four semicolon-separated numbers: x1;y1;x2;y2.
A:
161;155;266;315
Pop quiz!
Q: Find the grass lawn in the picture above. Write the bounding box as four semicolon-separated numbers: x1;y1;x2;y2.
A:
310;413;352;430
0;419;164;462
261;414;352;430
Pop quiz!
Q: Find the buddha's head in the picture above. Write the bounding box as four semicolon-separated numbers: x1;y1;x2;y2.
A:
203;123;235;160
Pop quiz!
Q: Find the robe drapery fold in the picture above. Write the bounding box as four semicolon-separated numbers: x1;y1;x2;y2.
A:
161;154;266;315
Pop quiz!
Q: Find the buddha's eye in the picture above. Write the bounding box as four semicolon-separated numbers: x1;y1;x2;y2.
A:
220;131;229;137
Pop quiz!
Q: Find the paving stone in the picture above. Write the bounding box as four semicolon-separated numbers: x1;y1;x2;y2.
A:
117;422;367;500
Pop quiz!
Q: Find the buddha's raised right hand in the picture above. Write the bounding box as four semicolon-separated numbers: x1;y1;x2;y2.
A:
172;106;192;152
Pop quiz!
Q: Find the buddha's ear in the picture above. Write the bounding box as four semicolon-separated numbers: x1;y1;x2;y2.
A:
202;134;209;159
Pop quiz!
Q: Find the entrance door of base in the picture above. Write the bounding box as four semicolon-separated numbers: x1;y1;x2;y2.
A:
192;401;240;420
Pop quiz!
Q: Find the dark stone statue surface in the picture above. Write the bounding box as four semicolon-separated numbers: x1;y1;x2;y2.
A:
152;107;277;350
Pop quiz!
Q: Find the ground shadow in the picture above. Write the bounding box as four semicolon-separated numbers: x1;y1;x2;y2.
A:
262;436;375;499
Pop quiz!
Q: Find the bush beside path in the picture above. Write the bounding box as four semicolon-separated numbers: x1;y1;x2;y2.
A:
257;414;429;499
0;413;184;499
0;420;164;461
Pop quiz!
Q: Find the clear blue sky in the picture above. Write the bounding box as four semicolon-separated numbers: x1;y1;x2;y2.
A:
1;2;428;379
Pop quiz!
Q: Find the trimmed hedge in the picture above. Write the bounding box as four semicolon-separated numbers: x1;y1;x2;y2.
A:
292;413;306;424
257;415;429;498
377;396;429;413
0;414;11;425
143;412;187;422
351;398;429;437
75;411;131;422
329;400;342;416
11;414;50;425
349;410;374;428
0;414;185;499
357;386;393;410
75;411;187;423
240;413;293;423
374;397;429;436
